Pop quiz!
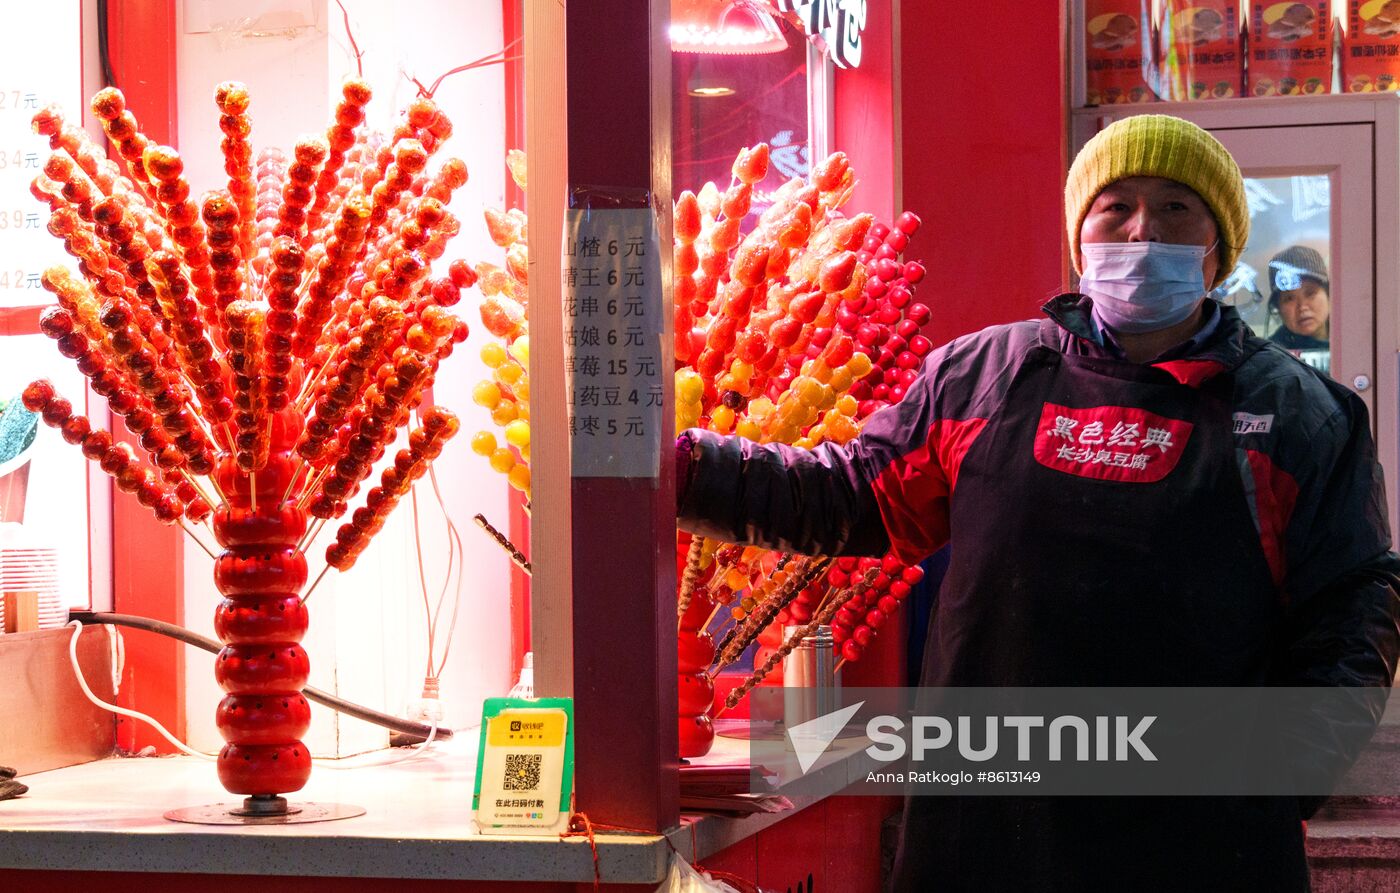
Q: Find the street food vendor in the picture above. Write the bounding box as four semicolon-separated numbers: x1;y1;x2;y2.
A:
676;115;1400;892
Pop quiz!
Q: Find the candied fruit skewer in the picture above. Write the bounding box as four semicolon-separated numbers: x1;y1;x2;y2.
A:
292;195;372;363
716;558;832;672
144;251;236;434
224;300;270;474
323;407;459;571
200;191;246;319
276;136;330;248
213;81;257;264
88;88;158;203
304;347;437;519
306;77;372;239
722;568;878;712
34;105;171;256
140;144;222;337
84;282;219;477
359;138;429;258
22;380;187;526
251;147;288;282
296;299;404;465
262;236;306;415
36;304;196;480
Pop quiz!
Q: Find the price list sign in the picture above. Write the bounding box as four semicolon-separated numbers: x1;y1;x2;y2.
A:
0;5;82;310
562;208;665;477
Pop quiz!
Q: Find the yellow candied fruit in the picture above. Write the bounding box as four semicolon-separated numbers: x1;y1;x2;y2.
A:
496;363;524;385
730;607;746;620
829;367;853;393
473;380;502;409
794;437;815;449
491;401;520;426
489;447;517;473
797;377;824;407
480;342;508;368
520;444;531;462
470;430;497;456
516;403;530;421
725;568;750;590
710;404;736;434
837;395;859;416
514;379;531;402
508;335;530;366
845;352;873;379
827;415;858;443
676;370;705;405
504;419;531;448
809;361;832;384
739;596;756;611
772;422;801;444
730;360;754;381
747;395;774;417
736;419;762;441
508;463;531;492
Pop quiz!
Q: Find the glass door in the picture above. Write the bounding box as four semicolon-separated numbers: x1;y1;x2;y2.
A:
1209;123;1374;417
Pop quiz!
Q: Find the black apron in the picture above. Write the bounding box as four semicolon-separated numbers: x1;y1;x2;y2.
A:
890;321;1309;892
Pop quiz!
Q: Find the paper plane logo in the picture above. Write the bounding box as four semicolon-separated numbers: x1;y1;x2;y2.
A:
787;701;865;775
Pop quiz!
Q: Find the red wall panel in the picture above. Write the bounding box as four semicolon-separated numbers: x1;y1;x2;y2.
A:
899;0;1068;347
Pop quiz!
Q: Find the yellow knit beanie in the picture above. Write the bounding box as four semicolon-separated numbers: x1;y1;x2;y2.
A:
1065;114;1248;288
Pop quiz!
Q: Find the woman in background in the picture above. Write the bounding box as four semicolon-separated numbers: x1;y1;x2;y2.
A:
1268;244;1330;351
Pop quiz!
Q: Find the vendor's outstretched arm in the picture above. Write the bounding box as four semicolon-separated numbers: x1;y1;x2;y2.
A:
676;338;979;560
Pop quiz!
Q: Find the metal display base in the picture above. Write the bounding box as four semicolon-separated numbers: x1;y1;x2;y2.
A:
164;795;366;825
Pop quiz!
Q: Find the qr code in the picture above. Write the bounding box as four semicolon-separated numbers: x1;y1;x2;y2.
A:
504;753;542;791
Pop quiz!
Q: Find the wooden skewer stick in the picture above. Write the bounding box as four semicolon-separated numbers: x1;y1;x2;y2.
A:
279;462;307;508
299;564;332;606
834;657;848;675
296;516;328;555
178;521;217;560
178;469;219;512
297;466;331;511
702;602;723;633
250;468;257;514
295;362;330;413
472;513;531;574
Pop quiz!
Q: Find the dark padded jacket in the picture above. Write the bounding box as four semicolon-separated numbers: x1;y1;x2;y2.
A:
678;297;1400;889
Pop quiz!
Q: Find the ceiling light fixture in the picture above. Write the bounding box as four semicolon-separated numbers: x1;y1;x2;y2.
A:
670;0;789;55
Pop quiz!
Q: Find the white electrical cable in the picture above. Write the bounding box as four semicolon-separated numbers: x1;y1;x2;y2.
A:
68;620;444;768
311;722;441;770
66;620;218;761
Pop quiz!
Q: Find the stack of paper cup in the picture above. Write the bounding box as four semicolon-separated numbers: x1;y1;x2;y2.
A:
0;545;64;630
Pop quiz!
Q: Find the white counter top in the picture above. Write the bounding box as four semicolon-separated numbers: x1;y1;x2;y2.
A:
0;725;876;884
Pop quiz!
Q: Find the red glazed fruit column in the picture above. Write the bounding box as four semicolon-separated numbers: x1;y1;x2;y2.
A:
211;410;313;806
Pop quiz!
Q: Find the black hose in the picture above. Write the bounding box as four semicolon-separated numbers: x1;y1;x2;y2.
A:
96;0;116;90
69;611;453;741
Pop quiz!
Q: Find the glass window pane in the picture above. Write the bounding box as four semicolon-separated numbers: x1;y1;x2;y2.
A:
672;15;809;211
0;334;99;612
0;5;83;310
1213;174;1332;374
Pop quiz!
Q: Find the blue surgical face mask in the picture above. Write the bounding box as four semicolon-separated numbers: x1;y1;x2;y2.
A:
1079;241;1214;334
